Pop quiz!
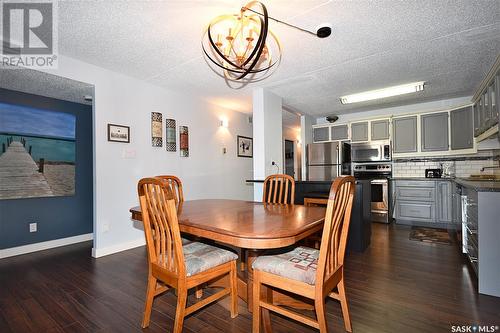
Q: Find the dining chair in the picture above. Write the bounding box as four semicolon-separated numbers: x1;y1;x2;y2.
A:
240;174;296;272
262;174;295;204
252;176;356;333
138;177;238;333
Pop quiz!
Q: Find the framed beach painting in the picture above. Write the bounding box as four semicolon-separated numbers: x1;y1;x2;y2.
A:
0;102;76;200
107;124;130;143
237;135;253;158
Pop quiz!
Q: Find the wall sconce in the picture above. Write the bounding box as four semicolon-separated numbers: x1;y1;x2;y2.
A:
219;119;229;128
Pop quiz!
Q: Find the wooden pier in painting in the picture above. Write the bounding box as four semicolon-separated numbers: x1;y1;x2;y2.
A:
0;141;54;199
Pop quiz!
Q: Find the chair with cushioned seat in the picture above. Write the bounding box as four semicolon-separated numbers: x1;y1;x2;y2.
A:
240;174;296;272
138;177;238;333
155;175;191;245
252;176;355;333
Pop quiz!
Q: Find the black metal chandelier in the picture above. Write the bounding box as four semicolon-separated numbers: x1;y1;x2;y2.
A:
202;1;281;83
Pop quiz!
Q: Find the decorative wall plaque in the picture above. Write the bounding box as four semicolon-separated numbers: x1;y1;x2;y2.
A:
165;118;176;152
151;112;162;147
179;126;189;157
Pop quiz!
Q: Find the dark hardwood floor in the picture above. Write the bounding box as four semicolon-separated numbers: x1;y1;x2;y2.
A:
1;223;499;333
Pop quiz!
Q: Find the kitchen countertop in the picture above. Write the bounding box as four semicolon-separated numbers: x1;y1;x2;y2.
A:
391;177;500;192
453;178;500;192
389;177;454;181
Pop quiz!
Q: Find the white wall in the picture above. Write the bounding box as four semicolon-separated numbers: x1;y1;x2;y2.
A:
300;114;314;180
43;55;253;257
252;88;283;201
316;96;471;124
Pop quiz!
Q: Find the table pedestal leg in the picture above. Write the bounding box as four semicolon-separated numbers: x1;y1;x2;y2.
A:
246;249;259;312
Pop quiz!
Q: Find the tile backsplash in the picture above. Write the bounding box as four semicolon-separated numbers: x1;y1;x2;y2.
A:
393;150;500;178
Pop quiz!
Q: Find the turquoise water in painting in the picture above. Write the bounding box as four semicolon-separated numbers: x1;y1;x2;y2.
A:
0;133;75;163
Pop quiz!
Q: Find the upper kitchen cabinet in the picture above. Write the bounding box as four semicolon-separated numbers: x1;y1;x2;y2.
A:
351;121;369;142
450;106;474;150
421;112;449;152
393;116;417;153
371;119;390;141
313;126;329;142
497;74;500;142
473;55;500;142
330;124;349;141
474;101;482;137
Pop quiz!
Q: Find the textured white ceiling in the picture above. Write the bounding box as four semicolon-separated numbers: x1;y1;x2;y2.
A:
0;68;93;105
12;1;500;116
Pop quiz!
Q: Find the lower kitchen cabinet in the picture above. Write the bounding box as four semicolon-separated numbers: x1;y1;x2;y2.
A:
460;184;500;297
393;179;456;228
436;181;452;222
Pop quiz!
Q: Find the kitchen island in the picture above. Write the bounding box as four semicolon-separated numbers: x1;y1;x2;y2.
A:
246;179;371;253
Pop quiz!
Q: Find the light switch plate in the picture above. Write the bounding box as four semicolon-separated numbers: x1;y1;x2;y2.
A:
122;149;136;159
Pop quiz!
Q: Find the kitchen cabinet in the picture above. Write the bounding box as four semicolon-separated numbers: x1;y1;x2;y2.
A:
474;103;481;137
330;124;349;141
437;181;452;222
472;55;500;141
450;106;473;150
451;183;461;226
459;183;500;297
494;75;499;126
393;179;454;227
313;127;329;142
392;116;417;153
421;112;449;152
371;119;390;141
351;122;368;142
497;75;500;142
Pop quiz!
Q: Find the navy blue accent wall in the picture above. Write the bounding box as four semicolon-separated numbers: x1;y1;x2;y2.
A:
0;88;93;249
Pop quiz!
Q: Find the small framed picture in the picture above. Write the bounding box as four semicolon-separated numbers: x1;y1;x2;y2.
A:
237;135;253;158
107;124;130;143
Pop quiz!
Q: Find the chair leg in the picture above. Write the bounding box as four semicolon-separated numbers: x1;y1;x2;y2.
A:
173;287;187;333
142;275;157;328
252;271;261;333
240;249;246;271
262;286;273;333
315;296;328;333
230;261;238;318
338;280;352;332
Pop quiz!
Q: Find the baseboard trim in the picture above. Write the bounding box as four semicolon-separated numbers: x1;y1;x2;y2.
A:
0;233;93;259
92;237;145;258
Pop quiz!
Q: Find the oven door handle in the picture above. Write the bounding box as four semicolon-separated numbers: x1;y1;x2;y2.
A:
370;179;388;184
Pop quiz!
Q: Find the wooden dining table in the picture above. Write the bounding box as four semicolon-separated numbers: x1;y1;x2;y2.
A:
129;199;326;311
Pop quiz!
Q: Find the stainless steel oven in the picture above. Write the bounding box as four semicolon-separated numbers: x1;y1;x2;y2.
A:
353;162;392;223
351;142;391;163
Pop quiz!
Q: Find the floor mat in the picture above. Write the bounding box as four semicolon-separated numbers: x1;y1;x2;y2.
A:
409;227;452;245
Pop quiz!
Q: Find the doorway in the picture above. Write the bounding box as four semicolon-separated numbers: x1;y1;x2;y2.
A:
284;139;295;178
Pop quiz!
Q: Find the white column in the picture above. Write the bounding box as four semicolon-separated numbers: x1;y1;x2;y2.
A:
252;88;283;201
300;114;314;181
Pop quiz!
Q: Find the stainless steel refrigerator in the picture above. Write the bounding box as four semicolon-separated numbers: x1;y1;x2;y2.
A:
307;142;351;181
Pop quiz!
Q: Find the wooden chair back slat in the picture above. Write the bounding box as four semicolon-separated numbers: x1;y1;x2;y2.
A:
263;174;295;204
138;178;185;277
155;175;184;207
316;176;355;285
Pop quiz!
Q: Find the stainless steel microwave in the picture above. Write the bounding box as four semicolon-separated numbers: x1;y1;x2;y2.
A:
351;142;391;162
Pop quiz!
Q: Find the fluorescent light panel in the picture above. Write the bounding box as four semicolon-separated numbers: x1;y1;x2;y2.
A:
340;81;425;105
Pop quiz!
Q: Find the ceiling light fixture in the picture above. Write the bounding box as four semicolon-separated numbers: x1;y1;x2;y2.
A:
339;81;425;105
202;1;331;84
